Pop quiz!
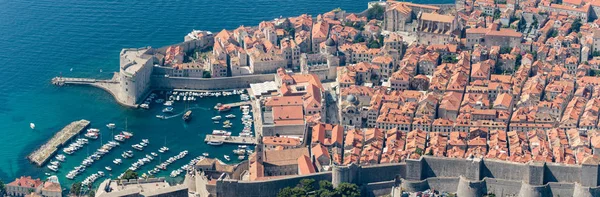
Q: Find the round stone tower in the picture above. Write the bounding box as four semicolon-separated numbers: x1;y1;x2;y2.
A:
456;176;485;197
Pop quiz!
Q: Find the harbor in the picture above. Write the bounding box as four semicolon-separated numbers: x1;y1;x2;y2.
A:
27;119;90;167
204;135;257;145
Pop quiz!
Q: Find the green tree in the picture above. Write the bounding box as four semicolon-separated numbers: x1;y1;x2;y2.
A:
366;4;385;20
277;187;306;197
499;47;512;54
298;179;316;192
0;179;5;196
442;54;458;63
70;182;82;195
121;169;139;180
571;18;582;33
89;190;96;197
592;51;600;57
319;180;334;191
202;71;212;78
493;9;501;20
335;183;361;197
353;33;365;43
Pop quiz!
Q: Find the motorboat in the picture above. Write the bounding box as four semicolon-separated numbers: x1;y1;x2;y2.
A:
105;166;112;171
207;141;223;146
106;123;116;129
183;110;192;121
211;116;222;120
159;146;170;153
140;103;150;109
142;139;149;144
113;159;122;165
225;114;236;119
84;132;98;139
233;149;246;155
47;165;58;172
162;107;174;113
50;161;61;166
202;152;209;157
30;123;35;130
164;100;173;106
114;135;126;142
151;152;158;157
214;103;223;110
132;144;144;151
223;124;232;129
55;154;66;162
122;131;134;137
224;155;230;161
238;155;245;160
238;145;248;149
156;115;166;119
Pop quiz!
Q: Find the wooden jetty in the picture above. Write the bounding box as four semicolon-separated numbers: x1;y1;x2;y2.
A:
204;135;257;145
27;119;90;166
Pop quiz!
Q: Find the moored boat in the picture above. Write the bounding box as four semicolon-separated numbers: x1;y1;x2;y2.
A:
207;141;223;146
183;110;192;121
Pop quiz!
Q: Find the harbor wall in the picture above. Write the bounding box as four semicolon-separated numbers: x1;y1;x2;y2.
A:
150;74;275;91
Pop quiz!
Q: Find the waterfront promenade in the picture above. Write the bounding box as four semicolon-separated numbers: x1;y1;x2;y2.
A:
204;135;256;145
27;119;90;166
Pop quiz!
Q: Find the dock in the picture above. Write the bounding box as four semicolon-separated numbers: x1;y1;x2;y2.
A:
204;135;257;145
27;119;90;166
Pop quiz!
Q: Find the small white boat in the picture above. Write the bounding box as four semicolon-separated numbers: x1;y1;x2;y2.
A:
114;135;126;142
142;139;149;144
238;155;245;160
122;131;133;137
140;103;150;109
162;107;174;113
151;152;158;157
156;115;166;119
202;152;209;157
132;144;144;151
224;155;230;161
47;165;58;172
113;159;122;165
30;123;35;130
55;154;66;162
225;114;236;119
105;166;112;171
223;124;232;129
106;123;116;129
159;146;169;153
207;141;223;146
212;116;222;120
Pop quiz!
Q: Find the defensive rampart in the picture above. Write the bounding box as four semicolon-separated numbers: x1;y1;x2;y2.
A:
150;74;275;91
211;156;600;197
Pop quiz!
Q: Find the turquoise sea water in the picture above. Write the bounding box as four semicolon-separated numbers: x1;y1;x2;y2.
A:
0;0;452;188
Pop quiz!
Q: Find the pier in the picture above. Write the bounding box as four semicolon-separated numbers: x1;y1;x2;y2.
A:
204;135;257;145
223;101;252;108
51;77;118;86
27;119;90;166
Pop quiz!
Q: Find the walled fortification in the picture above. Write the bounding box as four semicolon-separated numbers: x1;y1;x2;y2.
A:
209;156;600;197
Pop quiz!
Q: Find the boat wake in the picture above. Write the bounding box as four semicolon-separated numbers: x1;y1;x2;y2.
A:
161;106;210;119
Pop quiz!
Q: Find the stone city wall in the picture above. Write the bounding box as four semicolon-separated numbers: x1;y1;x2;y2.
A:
150;74;275;90
215;172;332;197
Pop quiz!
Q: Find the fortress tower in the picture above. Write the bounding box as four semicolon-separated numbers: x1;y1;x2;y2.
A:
118;47;155;106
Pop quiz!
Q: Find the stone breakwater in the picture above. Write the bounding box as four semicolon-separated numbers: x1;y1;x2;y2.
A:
27;119;90;166
198;156;600;197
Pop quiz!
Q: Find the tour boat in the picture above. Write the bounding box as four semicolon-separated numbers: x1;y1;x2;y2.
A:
106;123;116;129
162;107;174;113
183;110;192;121
218;105;231;112
212;130;231;136
207;141;223;146
211;116;222;121
30;123;35;130
225;114;236;119
223;155;230;161
105;166;112;171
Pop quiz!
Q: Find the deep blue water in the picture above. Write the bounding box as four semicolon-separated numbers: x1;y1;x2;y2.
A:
0;0;452;189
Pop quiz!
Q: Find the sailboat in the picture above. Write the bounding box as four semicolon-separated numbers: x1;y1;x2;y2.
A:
30;123;35;130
